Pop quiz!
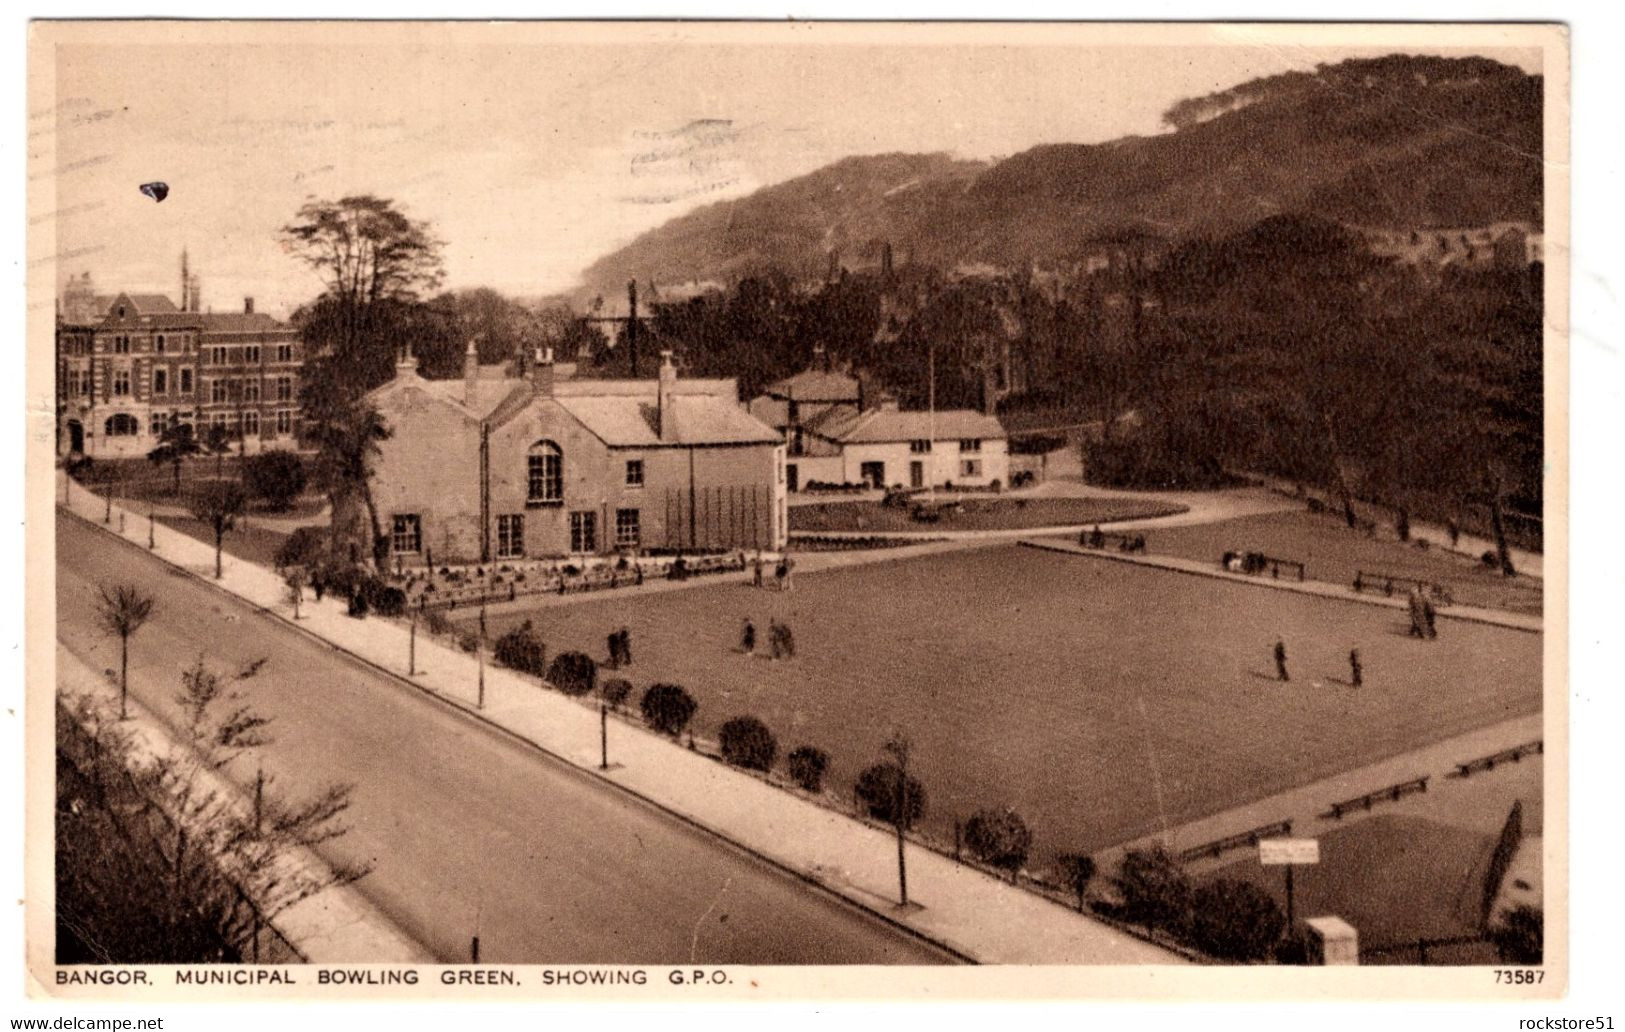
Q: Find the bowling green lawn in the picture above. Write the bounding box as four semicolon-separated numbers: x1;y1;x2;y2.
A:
466;544;1541;863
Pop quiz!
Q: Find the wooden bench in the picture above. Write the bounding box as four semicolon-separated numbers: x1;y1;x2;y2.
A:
1453;740;1542;778
1322;776;1430;819
1177;819;1294;863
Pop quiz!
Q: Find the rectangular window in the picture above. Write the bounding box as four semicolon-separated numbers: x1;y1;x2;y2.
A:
615;508;640;550
569;511;597;553
910;439;932;454
244;345;261;364
210;379;229;404
625;459;644;487
180;368;193;394
276;343;293;363
243;378;261;402
959;438;982;452
275;409;293;435
391;514;422;554
155;335;167;355
113;336;130;355
242;411;260;436
961;458;983;478
149;413;168;438
276;376;293;402
112;370;131;396
496;514;525;559
153;368;167;395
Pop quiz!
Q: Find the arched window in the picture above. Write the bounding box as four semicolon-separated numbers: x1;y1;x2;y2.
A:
104;413;139;437
527;440;562;504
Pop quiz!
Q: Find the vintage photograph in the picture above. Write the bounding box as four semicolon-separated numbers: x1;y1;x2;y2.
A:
25;20;1566;997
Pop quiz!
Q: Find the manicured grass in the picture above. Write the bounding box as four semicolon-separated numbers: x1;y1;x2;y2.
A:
1201;814;1499;961
463;545;1541;864
1131;509;1543;615
156;515;291;569
70;457;324;517
788;496;1186;533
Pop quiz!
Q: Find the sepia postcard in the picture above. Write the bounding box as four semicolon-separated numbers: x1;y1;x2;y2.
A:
23;19;1569;1002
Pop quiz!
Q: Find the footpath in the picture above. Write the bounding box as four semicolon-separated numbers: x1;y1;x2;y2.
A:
1018;538;1542;634
56;474;1184;965
56;644;434;964
1093;712;1543;877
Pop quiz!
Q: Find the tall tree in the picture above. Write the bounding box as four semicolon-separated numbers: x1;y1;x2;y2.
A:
280;195;445;367
282;197;440;567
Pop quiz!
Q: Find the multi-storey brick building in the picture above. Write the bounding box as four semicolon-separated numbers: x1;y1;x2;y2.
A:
56;266;305;460
366;344;787;564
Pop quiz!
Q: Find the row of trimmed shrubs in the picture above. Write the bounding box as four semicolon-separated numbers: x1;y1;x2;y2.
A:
436;616;1296;962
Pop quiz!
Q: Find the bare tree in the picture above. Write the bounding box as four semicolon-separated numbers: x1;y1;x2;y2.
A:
96;585;154;720
883;730;916;906
56;658;367;963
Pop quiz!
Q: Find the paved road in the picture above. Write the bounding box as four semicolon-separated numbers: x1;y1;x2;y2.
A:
55;511;953;965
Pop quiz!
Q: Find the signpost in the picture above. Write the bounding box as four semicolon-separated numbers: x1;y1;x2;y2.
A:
1259;837;1320;928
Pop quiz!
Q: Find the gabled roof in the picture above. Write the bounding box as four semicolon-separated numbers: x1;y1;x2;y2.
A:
556;394;781;448
746;395;790;430
763;368;862;402
120;293;179;315
416;374;529;421
810;407;1006;444
381;367;779;447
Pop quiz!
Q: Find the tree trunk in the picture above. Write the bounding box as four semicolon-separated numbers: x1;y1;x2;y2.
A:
172;458;182;495
361;481;386;573
214;525;224;579
119;635;129;720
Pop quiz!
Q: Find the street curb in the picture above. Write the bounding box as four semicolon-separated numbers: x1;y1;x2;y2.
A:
1017;539;1542;634
61;505;982;965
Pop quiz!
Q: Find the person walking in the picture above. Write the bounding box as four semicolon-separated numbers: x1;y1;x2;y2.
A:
782;554;795;592
1349;648;1363;688
607;630;622;668
767;619;783;660
1407;588;1427;639
618;626;633;665
752;551;764;588
1274;640;1289;683
741;617;757;656
1422;597;1438;639
779;621;795;659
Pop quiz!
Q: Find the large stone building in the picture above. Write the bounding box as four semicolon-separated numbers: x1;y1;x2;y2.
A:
56;262;304;459
365;345;787;564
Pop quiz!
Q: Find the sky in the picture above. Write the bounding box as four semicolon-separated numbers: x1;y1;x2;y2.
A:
37;24;1543;319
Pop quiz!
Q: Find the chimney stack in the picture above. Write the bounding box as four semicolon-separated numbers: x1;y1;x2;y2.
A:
530;345;555;397
463;339;479;406
657;350;677;440
243;297;255;315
